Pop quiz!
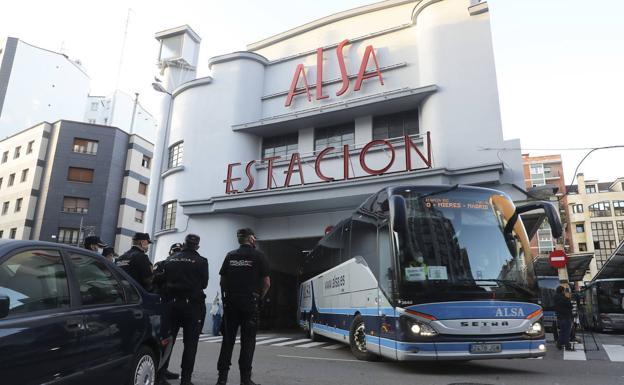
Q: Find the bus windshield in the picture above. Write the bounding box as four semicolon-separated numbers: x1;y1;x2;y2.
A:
395;188;536;304
596;280;624;314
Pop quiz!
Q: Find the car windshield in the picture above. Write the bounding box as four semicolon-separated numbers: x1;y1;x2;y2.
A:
394;188;536;303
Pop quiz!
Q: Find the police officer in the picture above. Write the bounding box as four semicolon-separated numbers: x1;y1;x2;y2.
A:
216;228;270;385
116;232;154;291
163;234;208;385
84;235;107;252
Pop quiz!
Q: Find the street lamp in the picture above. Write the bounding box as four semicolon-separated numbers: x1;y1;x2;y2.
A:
151;82;171;95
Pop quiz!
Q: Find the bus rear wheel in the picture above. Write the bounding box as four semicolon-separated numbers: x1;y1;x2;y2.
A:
349;315;378;361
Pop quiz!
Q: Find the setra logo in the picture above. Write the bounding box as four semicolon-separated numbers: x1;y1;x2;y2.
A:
495;307;525;317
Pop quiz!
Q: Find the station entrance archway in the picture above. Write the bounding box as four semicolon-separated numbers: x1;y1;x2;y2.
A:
257;237;321;331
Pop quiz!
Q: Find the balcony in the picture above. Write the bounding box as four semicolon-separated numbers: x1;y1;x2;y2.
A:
62;207;89;214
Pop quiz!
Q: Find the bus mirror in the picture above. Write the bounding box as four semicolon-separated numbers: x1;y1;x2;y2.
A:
511;201;563;239
390;195;408;235
0;295;9;319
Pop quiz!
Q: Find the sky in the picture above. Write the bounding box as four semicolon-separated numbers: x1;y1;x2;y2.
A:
1;0;623;185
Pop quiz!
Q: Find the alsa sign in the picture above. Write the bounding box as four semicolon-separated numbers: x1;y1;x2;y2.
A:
223;132;432;194
285;39;384;107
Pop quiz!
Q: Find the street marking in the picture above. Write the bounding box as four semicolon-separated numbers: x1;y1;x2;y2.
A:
296;341;327;348
563;344;586;361
323;344;346;350
277;354;364;363
235;336;273;344
199;336;223;342
603;345;624;362
272;338;312;347
255;337;292;345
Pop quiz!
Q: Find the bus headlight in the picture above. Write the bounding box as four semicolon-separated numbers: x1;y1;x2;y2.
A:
409;321;437;337
525;321;543;336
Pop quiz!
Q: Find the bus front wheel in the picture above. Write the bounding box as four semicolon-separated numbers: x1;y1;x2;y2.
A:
349;315;378;361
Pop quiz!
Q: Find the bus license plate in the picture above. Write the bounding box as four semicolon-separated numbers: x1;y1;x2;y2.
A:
470;343;502;354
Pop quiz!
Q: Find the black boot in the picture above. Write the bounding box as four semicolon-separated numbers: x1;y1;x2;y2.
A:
216;371;228;385
240;372;259;385
163;370;180;380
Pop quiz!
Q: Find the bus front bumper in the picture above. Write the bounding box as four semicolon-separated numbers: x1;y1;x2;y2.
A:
395;339;547;361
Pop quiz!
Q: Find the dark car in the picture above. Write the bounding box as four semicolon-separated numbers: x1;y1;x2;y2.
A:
0;240;172;385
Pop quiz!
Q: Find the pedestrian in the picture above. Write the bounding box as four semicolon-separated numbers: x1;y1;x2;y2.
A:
210;293;223;336
84;235;107;252
154;242;185;383
162;234;208;385
216;228;270;385
115;232;154;291
554;285;574;351
101;247;117;262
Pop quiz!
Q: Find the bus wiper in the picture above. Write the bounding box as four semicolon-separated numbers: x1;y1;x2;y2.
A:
416;184;459;200
476;279;535;296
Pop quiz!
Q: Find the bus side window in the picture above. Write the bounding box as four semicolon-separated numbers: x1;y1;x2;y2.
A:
378;223;394;298
340;221;351;263
351;214;379;278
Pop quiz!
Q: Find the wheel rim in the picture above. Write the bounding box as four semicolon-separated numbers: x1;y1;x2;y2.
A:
354;323;367;352
134;354;155;385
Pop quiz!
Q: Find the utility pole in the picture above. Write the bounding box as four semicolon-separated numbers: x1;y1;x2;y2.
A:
130;92;139;134
110;8;132;126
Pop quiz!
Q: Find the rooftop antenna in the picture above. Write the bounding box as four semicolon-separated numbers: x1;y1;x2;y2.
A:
110;8;132;127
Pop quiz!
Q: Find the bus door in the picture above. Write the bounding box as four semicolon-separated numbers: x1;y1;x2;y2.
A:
378;220;397;360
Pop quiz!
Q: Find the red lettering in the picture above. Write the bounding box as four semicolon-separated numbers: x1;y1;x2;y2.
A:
335;39;350;96
316;48;328;101
285;64;312;107
284;153;305;187
223;163;241;194
264;156;281;189
359;140;395;175
354;45;384;91
244;160;256;192
343;144;350;180
405;132;432;170
314;147;335;182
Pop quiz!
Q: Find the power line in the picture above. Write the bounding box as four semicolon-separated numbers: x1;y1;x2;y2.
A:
480;146;624;151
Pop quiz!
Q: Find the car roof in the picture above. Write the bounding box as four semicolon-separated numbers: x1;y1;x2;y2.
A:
0;239;104;258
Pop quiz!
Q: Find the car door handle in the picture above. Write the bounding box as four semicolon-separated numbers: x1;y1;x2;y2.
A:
133;310;144;319
66;318;83;331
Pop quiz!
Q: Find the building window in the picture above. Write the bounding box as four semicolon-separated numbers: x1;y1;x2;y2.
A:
372;109;419;140
613;200;624;216
88;119;96;124
591;221;617;270
585;185;597;194
135;209;144;223
14;198;22;213
572;204;584;213
0;230;3;238
575;223;585;233
20;169;28;183
0;177;3;189
73;138;98;155
138;182;148;195
314;122;355;151
530;164;544;175
8;173;15;187
617;221;624;243
58;228;83;246
578;242;587;252
537;223;554;255
63;197;89;214
161;201;177;230
13;146;20;159
68;167;94;183
141;155;151;169
91;102;99;111
9;228;17;239
2;201;9;215
1;151;7;163
262;133;298;159
26;140;34;154
168;142;183;169
589;201;611;218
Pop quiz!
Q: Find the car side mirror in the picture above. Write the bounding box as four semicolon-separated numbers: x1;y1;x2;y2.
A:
390;195;408;235
0;295;9;319
506;201;563;239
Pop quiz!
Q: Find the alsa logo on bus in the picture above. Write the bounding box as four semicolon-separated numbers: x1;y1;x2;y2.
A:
285;38;384;107
495;307;525;317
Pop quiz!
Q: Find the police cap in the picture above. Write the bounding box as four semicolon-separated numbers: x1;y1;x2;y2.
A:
170;242;183;253
133;232;153;243
185;234;200;246
237;228;256;238
85;236;107;247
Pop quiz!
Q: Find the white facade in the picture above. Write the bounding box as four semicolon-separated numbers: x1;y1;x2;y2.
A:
0;38;90;138
147;0;523;303
84;91;158;143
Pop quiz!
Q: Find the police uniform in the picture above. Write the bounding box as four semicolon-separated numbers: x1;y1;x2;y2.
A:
116;233;153;290
163;234;208;385
216;228;269;385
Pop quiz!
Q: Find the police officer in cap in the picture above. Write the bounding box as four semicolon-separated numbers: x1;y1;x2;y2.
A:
216;228;270;385
163;234;208;385
116;232;154;291
84;235;107;252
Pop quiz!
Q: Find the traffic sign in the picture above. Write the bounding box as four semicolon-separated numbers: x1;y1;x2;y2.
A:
549;250;568;269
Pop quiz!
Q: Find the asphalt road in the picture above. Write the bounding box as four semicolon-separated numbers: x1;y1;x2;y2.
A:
166;332;624;385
